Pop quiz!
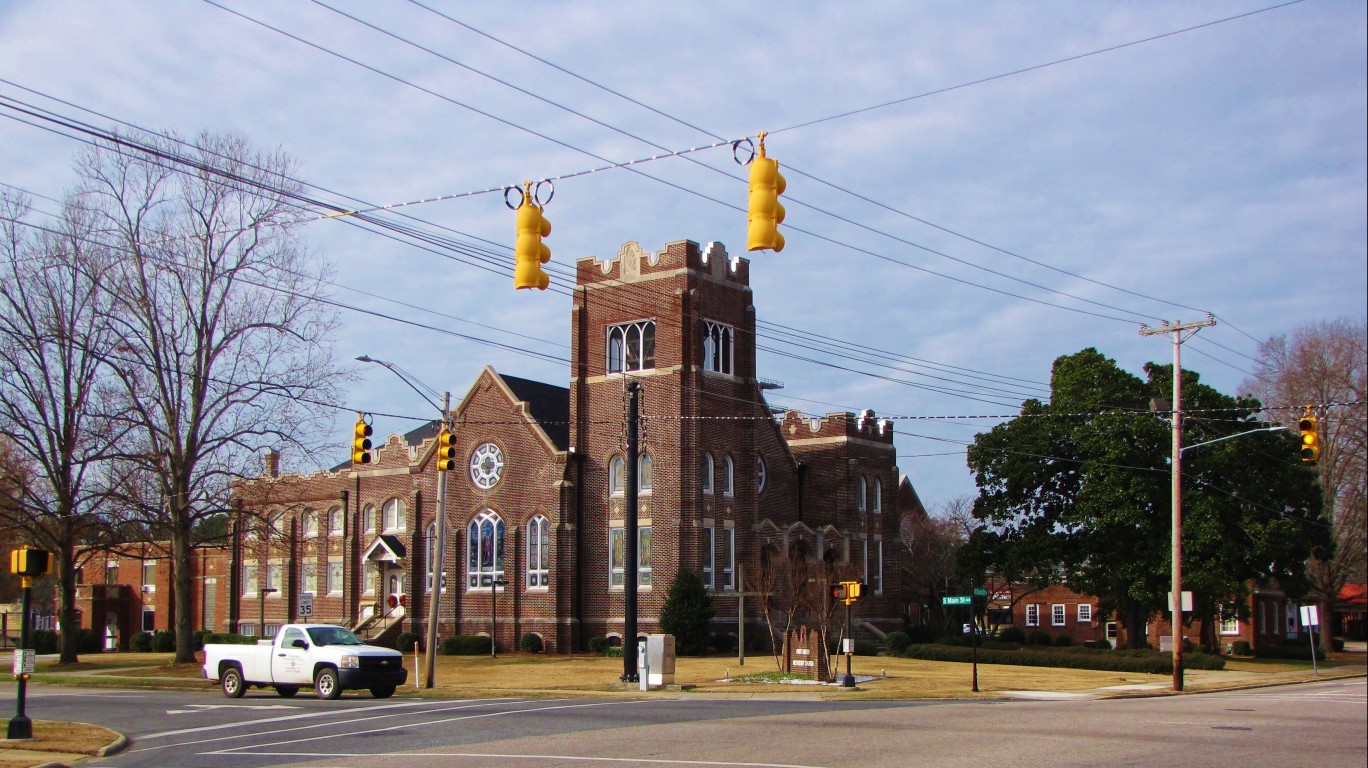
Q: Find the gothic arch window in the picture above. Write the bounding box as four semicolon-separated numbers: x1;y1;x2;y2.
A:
702;453;715;495
425;522;445;592
361;504;376;533
872;478;882;514
702;321;734;375
639;453;653;493
527;515;550;588
382;498;406;532
301;510;318;538
606;320;656;373
722;456;735;497
328;507;343;537
609;456;625;497
466;510;505;588
857;476;867;512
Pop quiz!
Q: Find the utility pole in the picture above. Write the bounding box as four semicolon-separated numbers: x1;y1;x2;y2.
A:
621;381;641;683
424;391;450;688
1140;314;1215;692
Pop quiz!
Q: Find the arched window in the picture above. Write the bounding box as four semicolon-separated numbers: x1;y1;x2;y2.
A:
608;456;626;496
606;320;656;373
527;516;550;588
301;510;318;538
382;498;406;532
267;511;283;539
702;321;734;374
873;478;882;514
361;504;376;533
857;476;867;512
702;453;715;495
328;507;343;537
722;456;734;497
756;455;767;494
466;511;505;588
639;453;653;493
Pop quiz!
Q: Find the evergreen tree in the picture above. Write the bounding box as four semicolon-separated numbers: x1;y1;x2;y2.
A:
659;568;714;655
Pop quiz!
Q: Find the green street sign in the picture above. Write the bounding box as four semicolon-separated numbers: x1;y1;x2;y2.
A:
973;587;988;597
942;595;972;606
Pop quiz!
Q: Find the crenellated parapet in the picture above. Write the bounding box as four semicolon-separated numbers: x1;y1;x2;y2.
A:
576;239;750;288
779;408;894;446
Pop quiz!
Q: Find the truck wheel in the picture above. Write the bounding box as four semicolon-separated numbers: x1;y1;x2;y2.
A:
370;686;396;699
221;666;247;698
274;685;300;698
314;667;342;700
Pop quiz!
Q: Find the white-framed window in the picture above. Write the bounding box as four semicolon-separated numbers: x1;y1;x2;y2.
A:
1025;604;1039;627
719;527;734;590
1052;604;1066;626
362;504;376;534
1078;604;1093;623
606;320;656;373
425;522;446;593
267;563;283;593
105;561;118;585
862;539;870;585
302;563;317;594
703;526;715;589
327;562;343;594
141;561;156;593
609;456;625;497
382;498;405;532
702;320;734;375
722;456;734;497
609;526;652;588
702;453;714;495
639;453;653;493
362;561;377;595
263;624;280;639
872;540;883;594
1220;604;1240;635
756;455;766;494
243;565;258;595
527;515;550;588
328;507;344;536
857;476;867;512
872;479;882;514
1106;621;1118;640
239;623;257;637
267;511;283;539
301;510;318;538
466;510;505;588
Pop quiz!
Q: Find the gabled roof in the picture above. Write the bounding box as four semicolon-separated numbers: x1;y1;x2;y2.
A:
361;534;407;562
499;372;570;451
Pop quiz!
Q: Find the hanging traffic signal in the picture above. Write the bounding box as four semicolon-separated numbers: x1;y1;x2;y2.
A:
352;413;373;465
1299;413;1319;462
746;133;786;253
514;183;551;290
436;428;457;472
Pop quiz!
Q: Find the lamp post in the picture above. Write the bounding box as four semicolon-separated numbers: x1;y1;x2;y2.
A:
356;355;449;689
258;587;277;638
491;577;508;658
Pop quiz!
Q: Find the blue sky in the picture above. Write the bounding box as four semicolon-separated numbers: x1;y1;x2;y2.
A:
1;0;1364;511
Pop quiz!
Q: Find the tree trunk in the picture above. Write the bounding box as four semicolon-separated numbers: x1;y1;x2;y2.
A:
58;547;79;664
172;529;196;663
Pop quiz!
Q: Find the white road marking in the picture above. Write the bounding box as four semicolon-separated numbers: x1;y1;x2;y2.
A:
166;703;302;714
140;698;486;739
206;750;828;768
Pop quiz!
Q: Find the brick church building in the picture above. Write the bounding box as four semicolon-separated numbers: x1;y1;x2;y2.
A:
227;239;912;652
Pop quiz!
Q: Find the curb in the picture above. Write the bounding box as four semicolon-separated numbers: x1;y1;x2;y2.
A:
1099;670;1366;700
96;732;128;757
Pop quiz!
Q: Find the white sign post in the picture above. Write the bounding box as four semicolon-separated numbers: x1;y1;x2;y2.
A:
1299;605;1320;675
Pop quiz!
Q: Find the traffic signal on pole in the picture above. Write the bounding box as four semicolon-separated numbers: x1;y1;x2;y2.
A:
352;413;373;465
514;185;551;290
831;583;847;602
9;546;50;577
1299;414;1319;462
436;428;457;472
746;133;786;253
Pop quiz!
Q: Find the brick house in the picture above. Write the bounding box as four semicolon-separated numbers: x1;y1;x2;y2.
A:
71;543;229;651
225;240;913;652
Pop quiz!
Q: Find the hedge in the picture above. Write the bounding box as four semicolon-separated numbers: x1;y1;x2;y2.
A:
442;635;492;655
1254;643;1324;661
396;633;424;653
897;643;1224;673
520;633;544;653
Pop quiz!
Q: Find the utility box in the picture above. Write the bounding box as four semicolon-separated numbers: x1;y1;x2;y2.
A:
637;634;675;688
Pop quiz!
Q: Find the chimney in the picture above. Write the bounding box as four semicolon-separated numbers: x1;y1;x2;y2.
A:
263;449;279;478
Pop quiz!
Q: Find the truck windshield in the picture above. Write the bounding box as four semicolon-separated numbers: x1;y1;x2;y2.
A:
305;626;364;646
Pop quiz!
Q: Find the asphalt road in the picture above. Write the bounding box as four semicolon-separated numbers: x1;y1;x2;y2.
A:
7;678;1366;767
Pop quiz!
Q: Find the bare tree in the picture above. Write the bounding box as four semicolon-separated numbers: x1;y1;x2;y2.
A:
1243;318;1367;652
902;494;976;632
77;132;347;662
0;192;124;662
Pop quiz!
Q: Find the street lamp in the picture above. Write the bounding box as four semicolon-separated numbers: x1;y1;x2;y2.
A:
258;588;278;639
356;355;449;689
490;577;509;658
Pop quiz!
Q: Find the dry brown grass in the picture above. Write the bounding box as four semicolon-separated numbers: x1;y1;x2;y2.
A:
0;719;119;767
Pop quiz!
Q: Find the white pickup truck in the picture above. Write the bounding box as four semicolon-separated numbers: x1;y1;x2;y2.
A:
201;623;407;700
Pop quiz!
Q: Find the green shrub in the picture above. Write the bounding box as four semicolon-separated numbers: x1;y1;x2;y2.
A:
1092;638;1111;650
1030;630;1054;646
896;643;1225;673
1054;632;1073;647
520;633;544;653
658;568;714;656
396;632;424;653
153;630;176;652
29;630;58;654
442;635;491;655
588;636;612;655
75;628;102;654
904;625;937;644
129;631;154;652
996;625;1026;644
1230;640;1251;656
710;633;737;653
884;631;911;655
853;639;878;656
1255;643;1324;661
604;645;623;658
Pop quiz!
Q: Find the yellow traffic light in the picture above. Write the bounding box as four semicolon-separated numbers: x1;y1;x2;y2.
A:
9;546;49;577
514;184;551;290
352;413;373;465
1299;414;1319;462
746;133;785;253
436;428;457;472
831;583;847;602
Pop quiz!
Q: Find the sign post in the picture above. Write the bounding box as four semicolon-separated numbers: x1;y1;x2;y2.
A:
1299;605;1320;676
298;593;313;619
8;547;50;740
942;594;979;692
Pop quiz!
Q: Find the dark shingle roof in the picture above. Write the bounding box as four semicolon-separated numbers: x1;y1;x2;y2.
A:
499;373;570;451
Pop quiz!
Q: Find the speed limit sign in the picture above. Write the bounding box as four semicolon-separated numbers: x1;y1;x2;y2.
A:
298;593;313;618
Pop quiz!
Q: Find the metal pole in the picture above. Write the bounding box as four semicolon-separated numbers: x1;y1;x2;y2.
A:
971;603;979;693
424;392;450;688
621;381;640;683
737;563;745;667
491;582;497;659
841;599;855;687
1140;315;1213;693
6;581;32;740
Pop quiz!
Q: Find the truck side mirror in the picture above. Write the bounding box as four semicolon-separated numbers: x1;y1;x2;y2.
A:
291;639;308;649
